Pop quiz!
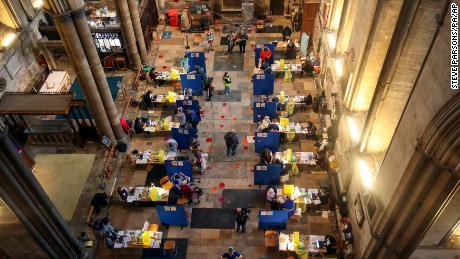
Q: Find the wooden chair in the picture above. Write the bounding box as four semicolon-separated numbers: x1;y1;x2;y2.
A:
264;230;278;248
162;240;177;256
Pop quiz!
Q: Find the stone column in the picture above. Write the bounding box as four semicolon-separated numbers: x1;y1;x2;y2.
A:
54;13;116;141
72;8;127;143
117;0;142;70
127;0;148;65
0;132;86;258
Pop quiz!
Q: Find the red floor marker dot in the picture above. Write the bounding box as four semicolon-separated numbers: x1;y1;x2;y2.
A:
159;55;163;58
248;184;252;187
200;111;205;115
206;137;213;142
243;146;249;150
162;66;167;69
218;196;224;203
219;182;225;189
212;186;218;191
235;162;241;167
220;125;224;128
233;117;237;121
221;115;225;119
223;103;227;106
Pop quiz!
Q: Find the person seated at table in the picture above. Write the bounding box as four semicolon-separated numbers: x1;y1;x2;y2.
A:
274;158;288;175
266;186;278;210
221;246;243;259
325;235;338;254
128;149;140;163
179;181;194;204
260;46;272;63
193;65;207;88
165;138;178;154
270;94;280;103
184;87;193;100
260;148;273;164
305;94;313;106
319;190;329;205
189;137;201;151
174;107;187;128
186;108;200;130
94;217;117;237
117;186;129;200
268;121;280;132
314;138;328;152
282;26;292;41
142;90;156;109
284;39;297;60
306;121;317;139
134;117;146;134
172;172;190;188
280;195;296;217
300;59;313;78
258;116;272;132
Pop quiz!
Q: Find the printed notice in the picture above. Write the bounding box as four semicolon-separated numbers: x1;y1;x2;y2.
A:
452;3;458;89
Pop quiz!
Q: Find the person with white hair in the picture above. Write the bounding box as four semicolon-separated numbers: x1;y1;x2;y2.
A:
258;116;272;132
221;246;243;258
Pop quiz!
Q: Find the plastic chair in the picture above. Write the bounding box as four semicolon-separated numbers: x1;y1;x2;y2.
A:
160;176;173;190
162;240;177;256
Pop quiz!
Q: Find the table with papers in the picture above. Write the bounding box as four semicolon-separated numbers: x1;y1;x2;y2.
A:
143;117;180;133
123;186;169;204
276;151;316;165
113;223;163;249
279;232;327;253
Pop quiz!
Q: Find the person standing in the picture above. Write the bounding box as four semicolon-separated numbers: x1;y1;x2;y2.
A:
234;208;249;233
186;109;200;129
221;247;243;258
204;77;215;101
238;31;248;53
223;72;232;95
227;31;237;54
224;129;239;156
205;31;214;52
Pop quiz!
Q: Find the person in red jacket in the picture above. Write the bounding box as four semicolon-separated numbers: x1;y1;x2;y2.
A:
260;46;272;63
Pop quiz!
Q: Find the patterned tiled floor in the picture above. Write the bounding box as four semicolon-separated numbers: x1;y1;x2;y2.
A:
89;16;338;259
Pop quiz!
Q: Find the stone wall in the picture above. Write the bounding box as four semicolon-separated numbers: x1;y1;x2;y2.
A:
0;13;45;93
346;4;457;257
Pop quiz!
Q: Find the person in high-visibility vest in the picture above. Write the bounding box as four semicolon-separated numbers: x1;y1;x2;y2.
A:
223;72;232;95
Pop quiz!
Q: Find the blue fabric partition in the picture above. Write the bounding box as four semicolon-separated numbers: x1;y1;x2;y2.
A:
180;73;203;96
176;100;201;122
254;164;282;185
255;43;275;65
253;73;275;95
253;101;278;123
258;210;288;230
156;206;189;227
164;160;193;179
254;132;280;153
171;127;198;150
187;52;206;73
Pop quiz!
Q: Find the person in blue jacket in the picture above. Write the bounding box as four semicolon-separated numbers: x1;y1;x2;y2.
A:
186;109;200;129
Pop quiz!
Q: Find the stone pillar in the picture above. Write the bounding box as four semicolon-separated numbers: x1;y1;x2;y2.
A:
127;0;148;65
72;8;127;143
117;0;142;70
54;13;116;141
0;132;85;258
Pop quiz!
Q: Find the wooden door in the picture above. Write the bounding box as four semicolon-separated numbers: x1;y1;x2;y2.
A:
301;1;320;35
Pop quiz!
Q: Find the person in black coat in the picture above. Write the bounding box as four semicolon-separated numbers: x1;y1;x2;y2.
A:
282;26;292;41
234;208;249;233
224;129;239;156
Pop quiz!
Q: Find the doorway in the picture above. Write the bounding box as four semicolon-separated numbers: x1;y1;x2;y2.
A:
270;0;284;15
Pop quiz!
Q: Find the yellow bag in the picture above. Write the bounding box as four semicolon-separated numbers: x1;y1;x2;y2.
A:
284;70;292;83
142;230;151;247
280;118;289;128
170;69;179;80
280;91;286;102
162;118;170;130
279;59;285;70
166;92;175;103
283;184;294;195
289;162;299;176
286;148;293;162
157;150;165;163
149;187;159;201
